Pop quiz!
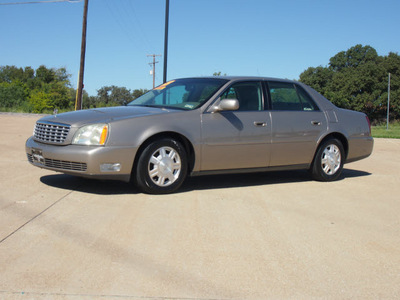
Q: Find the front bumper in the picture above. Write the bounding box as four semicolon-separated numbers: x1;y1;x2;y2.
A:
25;137;137;182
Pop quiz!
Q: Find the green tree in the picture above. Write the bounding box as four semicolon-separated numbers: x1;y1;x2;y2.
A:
0;66;24;83
132;88;147;100
0;64;149;112
299;66;333;96
299;45;400;122
0;82;27;108
329;45;379;71
0;65;73;112
95;86;146;107
213;71;227;76
29;89;54;113
32;66;72;111
35;65;56;84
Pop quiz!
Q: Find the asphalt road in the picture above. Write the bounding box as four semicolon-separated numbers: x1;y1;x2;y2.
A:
0;113;399;299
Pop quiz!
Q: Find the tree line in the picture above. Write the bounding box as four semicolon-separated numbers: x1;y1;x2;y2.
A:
299;44;399;123
1;44;399;123
0;65;147;113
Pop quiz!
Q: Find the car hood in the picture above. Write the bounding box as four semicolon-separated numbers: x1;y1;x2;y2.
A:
38;106;174;127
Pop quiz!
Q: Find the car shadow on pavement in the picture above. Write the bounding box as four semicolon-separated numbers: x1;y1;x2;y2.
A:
179;168;371;193
40;174;136;195
342;168;372;179
40;168;371;195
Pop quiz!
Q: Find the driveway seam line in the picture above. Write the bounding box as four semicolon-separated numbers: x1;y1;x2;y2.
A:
0;190;75;244
0;290;228;300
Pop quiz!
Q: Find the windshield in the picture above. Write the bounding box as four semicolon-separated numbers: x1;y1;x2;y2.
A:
128;78;228;110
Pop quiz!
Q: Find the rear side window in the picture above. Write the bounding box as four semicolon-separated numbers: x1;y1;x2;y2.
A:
268;82;319;111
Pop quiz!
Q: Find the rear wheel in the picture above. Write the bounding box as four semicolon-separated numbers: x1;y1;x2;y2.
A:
134;138;187;194
311;138;345;181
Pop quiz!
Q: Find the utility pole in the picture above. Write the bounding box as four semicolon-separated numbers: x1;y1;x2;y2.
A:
387;73;391;130
163;0;169;83
147;54;161;89
75;0;89;111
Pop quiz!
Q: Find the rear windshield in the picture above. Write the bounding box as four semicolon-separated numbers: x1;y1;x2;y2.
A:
128;78;228;110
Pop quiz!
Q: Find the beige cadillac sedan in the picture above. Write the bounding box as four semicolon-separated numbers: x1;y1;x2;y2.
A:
26;77;373;194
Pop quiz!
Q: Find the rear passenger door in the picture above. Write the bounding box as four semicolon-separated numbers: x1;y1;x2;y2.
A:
266;81;327;167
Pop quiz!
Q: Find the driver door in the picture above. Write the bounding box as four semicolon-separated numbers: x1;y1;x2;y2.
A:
200;81;271;171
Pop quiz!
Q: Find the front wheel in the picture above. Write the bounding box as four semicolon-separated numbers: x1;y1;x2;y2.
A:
310;138;345;182
134;138;188;194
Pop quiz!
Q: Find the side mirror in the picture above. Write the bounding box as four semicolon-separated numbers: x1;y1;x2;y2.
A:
211;99;239;113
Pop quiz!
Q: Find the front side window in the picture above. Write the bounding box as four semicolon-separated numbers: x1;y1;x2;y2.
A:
128;78;227;110
268;82;318;111
220;81;263;111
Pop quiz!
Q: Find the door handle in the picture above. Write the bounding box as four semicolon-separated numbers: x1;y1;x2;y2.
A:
311;121;321;126
254;122;267;127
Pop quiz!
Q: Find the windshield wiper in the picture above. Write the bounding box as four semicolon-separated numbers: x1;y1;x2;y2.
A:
128;104;159;108
129;104;187;111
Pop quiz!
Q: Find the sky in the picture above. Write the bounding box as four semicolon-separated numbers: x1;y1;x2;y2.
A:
0;0;399;96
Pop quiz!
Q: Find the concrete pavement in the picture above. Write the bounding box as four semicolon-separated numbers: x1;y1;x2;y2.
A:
0;113;399;299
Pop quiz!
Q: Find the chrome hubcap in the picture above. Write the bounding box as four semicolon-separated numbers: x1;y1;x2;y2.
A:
148;146;181;187
321;144;341;175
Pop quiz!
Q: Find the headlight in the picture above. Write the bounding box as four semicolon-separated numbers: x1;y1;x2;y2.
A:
72;124;109;145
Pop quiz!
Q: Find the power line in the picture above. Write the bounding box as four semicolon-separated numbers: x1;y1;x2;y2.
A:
126;0;153;51
103;0;137;47
102;0;152;52
0;0;81;5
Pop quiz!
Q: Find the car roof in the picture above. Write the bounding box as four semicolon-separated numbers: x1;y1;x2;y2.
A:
221;76;295;82
175;76;296;83
174;76;337;111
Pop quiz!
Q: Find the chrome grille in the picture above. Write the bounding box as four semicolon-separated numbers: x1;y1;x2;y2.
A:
34;122;70;144
27;154;86;171
44;158;87;171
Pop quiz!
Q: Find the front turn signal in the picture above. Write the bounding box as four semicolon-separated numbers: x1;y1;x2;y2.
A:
99;125;108;145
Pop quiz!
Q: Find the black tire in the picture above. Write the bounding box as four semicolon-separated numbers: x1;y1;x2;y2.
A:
134;138;188;194
311;138;345;182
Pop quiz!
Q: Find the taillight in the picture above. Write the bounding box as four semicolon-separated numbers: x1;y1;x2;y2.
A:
366;115;371;136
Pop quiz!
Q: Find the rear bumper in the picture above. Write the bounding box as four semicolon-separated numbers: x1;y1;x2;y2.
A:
346;136;374;163
25;137;137;182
